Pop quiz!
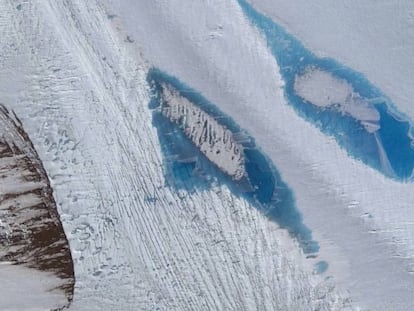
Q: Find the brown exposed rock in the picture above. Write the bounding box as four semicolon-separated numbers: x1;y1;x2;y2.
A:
0;104;75;309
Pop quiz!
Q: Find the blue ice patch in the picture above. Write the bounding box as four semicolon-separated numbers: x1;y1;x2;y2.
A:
314;261;329;274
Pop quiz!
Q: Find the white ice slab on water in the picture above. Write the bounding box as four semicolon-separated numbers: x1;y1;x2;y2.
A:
294;69;354;108
160;83;246;180
294;68;380;132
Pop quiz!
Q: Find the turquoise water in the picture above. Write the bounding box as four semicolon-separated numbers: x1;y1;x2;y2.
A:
314;261;329;274
238;0;414;180
148;68;318;254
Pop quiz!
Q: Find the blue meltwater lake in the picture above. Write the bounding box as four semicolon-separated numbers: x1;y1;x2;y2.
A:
147;68;320;255
238;0;414;180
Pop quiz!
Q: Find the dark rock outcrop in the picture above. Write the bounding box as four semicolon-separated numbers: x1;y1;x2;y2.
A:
0;104;74;309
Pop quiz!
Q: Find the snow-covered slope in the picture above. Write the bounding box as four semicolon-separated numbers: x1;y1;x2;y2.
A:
0;105;74;310
0;0;353;310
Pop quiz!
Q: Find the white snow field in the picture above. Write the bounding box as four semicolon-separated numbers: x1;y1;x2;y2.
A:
0;0;413;310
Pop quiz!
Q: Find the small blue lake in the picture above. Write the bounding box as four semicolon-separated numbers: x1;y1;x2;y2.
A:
238;0;414;180
148;68;319;254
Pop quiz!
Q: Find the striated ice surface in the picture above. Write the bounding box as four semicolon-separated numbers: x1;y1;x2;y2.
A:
2;0;414;310
106;0;414;309
0;0;352;310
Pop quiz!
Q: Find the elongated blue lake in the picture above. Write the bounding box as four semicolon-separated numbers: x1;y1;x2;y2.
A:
238;0;414;180
148;68;318;254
